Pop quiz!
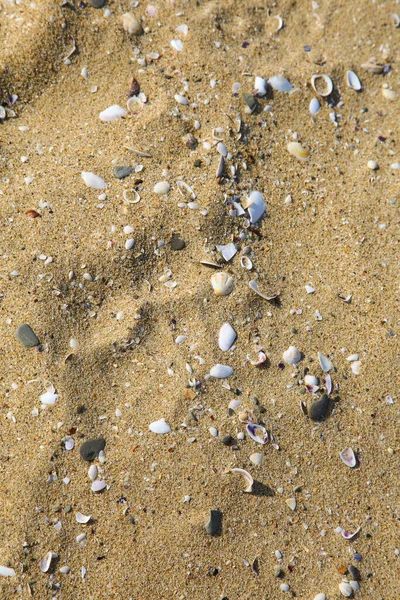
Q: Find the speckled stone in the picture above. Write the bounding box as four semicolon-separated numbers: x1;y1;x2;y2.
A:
170;235;186;251
79;438;106;461
15;324;40;348
114;166;134;179
205;509;222;535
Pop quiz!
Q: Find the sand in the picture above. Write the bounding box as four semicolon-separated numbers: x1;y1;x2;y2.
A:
0;0;399;598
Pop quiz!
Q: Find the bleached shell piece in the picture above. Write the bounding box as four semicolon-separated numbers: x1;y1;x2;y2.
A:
60;566;70;574
228;399;241;410
382;88;396;100
305;284;315;294
346;70;362;91
216;243;237;262
392;13;400;27
122;12;143;35
218;322;237;351
88;465;98;481
171;39;183;51
311;74;333;97
341;526;361;539
229;468;253;493
313;595;326;600
177;180;196;199
268;75;292;92
246;423;268;444
99;105;126;122
309;97;321;114
91;480;107;492
285;497;296;511
209;427;218;437
246;190;266;223
39;551;54;573
351;360;361;374
283;346;301;364
154;181;170;195
76;512;91;524
40;391;59;405
0;566;15;577
209;364;233;378
340;447;356;468
287;142;309;161
149;418;171;434
240;256;253;270
250;452;263;465
304;375;318;386
81;172;107;190
254;76;267;96
318;352;332;372
211;272;234;296
350;581;360;592
174;94;188;105
339;581;353;597
63;436;75;450
249;280;278;301
347;353;359;362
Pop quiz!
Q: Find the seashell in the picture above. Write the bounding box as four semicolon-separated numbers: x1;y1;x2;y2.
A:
367;159;379;170
268;75;292;92
313;595;326;600
60;566;70;574
311;74;333;96
122;13;143;36
211;272;234;296
351;360;361;374
340;447;356;468
216;243;237;262
81;171;106;190
209;427;218;437
308;393;329;422
76;512;91;524
305;284;315;294
228;399;241;411
39;551;54;573
218;322;237;351
174;94;188;105
346;70;362;91
0;566;16;577
176;24;188;35
341;526;360;540
309;97;321;114
217;142;228;157
91;480;107;492
339;581;353;597
154;181;170;195
88;465;98;481
40;391;59;405
240;256;253;270
200;260;221;269
382;87;396;100
63;436;75;450
128;78;140;97
177;180;196;199
210;364;233;379
246;423;268;444
392;13;400;27
249;280;279;301
250;452;263;465
205;509;222;535
285;498;296;511
325;374;332;395
304;375;318;386
245;190;266;223
99;104;126;122
349;581;360;592
149;418;171;434
318;352;332;372
228;468;253;493
347;354;359;362
254;76;267;96
25;209;41;218
171;39;184;51
361;60;384;74
287;141;310;161
283;346;301;364
127;96;143;112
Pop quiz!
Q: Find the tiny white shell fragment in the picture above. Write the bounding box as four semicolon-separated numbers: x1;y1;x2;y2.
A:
211;272;234;296
216;243;237;262
250;452;263;465
340;447;356;468
171;39;183;51
367;160;378;170
350;581;360;592
318;352;332;372
304;375;318;386
249;280;278;301
39;551;54;573
149;418;171;434
268;75;292;92
346;70;362;91
217;142;228;157
313;595;326;600
175;335;186;345
382;88;396;100
287;141;310;161
254;76;267;96
174;94;188;105
81;172;107;190
240;256;253;270
285;498;296;511
70;338;79;349
351;361;361;375
229;468;253;492
99;105;126;122
339;581;353;597
245;191;266;224
91;480;107;492
283;346;301;364
63;436;75;450
210;364;233;379
76;512;91;524
347;354;359;362
209;427;218;437
125;239;135;250
237;431;245;440
176;24;188;35
280;583;290;592
123;189;140;204
228;399;241;410
0;566;15;577
309;97;321;114
60;566;70;574
154;181;170;195
219;322;237;351
311;74;333;97
40;391;59;405
305;284;315;294
88;465;98;481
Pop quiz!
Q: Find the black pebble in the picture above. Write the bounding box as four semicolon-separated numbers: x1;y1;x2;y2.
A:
349;565;361;581
170;235;186;251
221;435;232;446
88;0;105;7
308;393;329;422
15;324;40;348
205;509;222;535
79;438;106;461
114;166;134;179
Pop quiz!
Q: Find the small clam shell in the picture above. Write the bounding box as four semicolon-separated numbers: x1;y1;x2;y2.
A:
91;480;107;492
88;465;98;481
246;423;268;444
308;393;329;422
341;526;360;540
347;354;359;362
313;595;326;600
285;497;296;511
346;70;362;91
127;96;143;112
339;581;353;597
245;190;266;224
287;141;310;161
177;180;196;199
250;452;263;465
228;468;253;493
122;12;143;36
81;171;106;190
240;256;253;270
318;352;332;372
149;418;171;434
309;97;321;114
283;346;301;364
218;322;237;351
209;427;218;437
211;272;234;296
254;76;267;97
268;75;292;92
249;280;279;301
304;375;318;386
325;374;332;395
174;94;188;105
39;551;54;573
154;181;170;195
361;60;384;74
99;104;126;122
311;74;333;96
228;399;241;411
209;364;233;379
340;447;356;468
123;189;140;204
392;13;400;27
76;512;91;524
217;142;228;157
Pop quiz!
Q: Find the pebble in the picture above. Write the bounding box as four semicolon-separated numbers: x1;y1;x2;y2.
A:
154;181;170;195
353;553;362;561
242;93;257;112
280;583;290;592
114;166;133;179
170;235;186;251
221;435;233;446
79;438;106;461
88;0;105;6
348;565;361;581
313;595;326;600
308;393;329;421
367;159;379;170
15;324;40;347
205;509;222;535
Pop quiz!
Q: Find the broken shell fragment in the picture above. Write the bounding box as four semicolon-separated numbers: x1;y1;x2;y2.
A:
40;552;55;573
250;452;263;466
99;104;126;122
88;465;98;481
351;361;361;375
268;75;292;92
211;272;234;296
249;280;279;301
91;480;107;492
228;468;254;492
247;351;267;366
245;190;266;224
216;243;237;262
308;393;329;422
340;447;356;468
240;256;253;270
325;374;332;395
210;364;233;379
309;97;321;114
0;566;15;577
311;74;333;96
339;581;353;597
149;418;171;434
154;181;170;195
122;12;143;36
287;141;310;161
254;76;267;97
346;70;362;91
283;346;301;364
341;526;361;540
218;322;237;351
76;512;91;524
318;352;332;372
361;60;384;73
304;375;318;386
246;423;268;444
285;498;296;511
81;171;106;190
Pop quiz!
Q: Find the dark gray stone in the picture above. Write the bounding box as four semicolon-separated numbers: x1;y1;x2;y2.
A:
79;438;106;461
170;235;186;251
221;435;232;446
349;565;361;581
308;393;329;422
243;94;257;111
114;166;133;179
88;0;105;7
205;509;222;535
16;324;40;348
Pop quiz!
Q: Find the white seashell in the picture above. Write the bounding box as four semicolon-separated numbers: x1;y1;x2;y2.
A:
99;105;126;122
287;141;309;160
177;180;196;200
349;581;360;592
318;352;332;372
123;189;140;204
280;584;290;592
70;338;79;349
88;465;98;481
340;447;356;468
283;346;301;364
154;181;170;195
60;566;70;574
91;480;107;492
218;322;237;351
174;94;188;105
246;423;268;444
171;39;183;51
346;70;362;91
382;87;396;100
268;75;292;92
210;364;233;378
305;284;315;294
76;512;91;524
81;171;106;190
304;375;319;386
125;239;135;250
216;243;237;262
347;353;359;362
339;581;353;597
176;24;188;35
250;452;263;465
122;13;143;35
240;256;253;270
228;399;241;410
254;76;267;96
39;551;54;573
285;498;296;511
311;74;333;97
313;595;326;600
149;418;171;434
351;360;361;374
237;432;245;440
63;436;75;450
249;279;279;301
309;97;321;114
392;13;400;27
245;190;266;223
367;160;378;170
211;272;234;296
209;427;218;437
228;468;253;493
217;142;228;157
127;96;143;112
391;163;400;170
175;335;186;345
0;566;15;577
40;391;59;405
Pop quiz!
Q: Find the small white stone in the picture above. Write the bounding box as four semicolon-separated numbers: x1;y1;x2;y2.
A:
280;583;290;592
70;338;79;349
81;171;106;190
125;239;135;250
154;181;170;195
88;465;98;481
91;480;107;492
116;311;124;320
209;427;218;437
367;159;379;170
149;418;171;434
99;105;126;122
174;94;188;105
